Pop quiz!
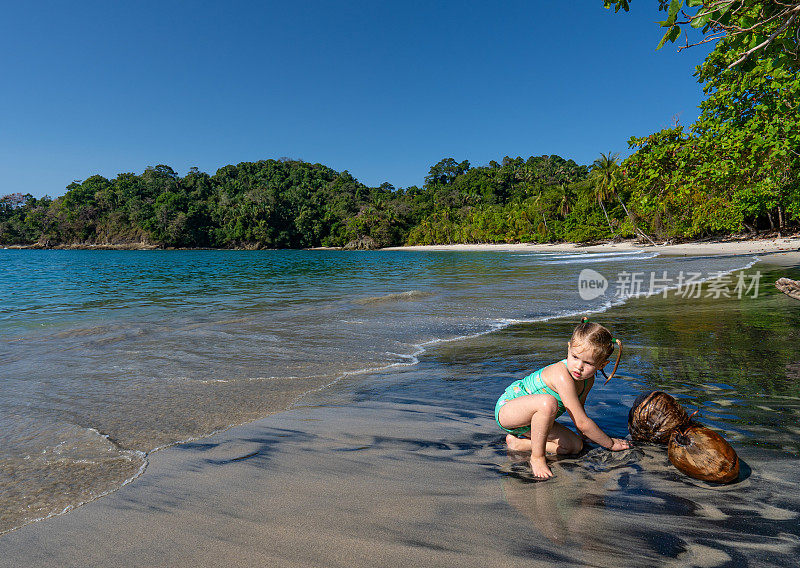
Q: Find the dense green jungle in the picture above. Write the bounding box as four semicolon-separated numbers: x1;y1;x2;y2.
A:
3;2;798;249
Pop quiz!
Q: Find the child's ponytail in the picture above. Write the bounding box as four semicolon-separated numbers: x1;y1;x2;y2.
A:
603;338;622;385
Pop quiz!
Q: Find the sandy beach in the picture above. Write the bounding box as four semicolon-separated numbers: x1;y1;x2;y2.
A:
9;235;800;266
1;247;799;567
384;235;800;266
4;391;797;568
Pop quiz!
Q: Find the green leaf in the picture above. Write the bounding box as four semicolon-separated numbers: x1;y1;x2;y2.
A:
691;10;713;28
666;0;682;26
717;9;733;26
603;0;630;12
657;25;680;49
717;1;734;15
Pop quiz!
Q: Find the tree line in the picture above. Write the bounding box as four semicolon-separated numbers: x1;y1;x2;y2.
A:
0;156;604;248
2;1;797;249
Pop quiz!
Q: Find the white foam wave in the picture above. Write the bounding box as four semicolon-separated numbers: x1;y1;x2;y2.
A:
290;254;762;409
543;253;660;264
521;249;653;259
518;250;660;264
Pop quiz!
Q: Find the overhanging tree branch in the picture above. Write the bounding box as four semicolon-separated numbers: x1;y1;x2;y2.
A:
605;1;800;69
728;11;798;67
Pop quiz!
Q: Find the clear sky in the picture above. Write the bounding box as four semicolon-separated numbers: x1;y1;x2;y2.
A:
1;1;713;198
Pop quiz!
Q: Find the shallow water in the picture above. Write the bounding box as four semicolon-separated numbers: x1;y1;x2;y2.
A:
0;248;777;534
304;261;800;566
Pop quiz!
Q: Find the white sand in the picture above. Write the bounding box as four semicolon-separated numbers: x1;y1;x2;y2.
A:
383;236;800;255
382;236;800;266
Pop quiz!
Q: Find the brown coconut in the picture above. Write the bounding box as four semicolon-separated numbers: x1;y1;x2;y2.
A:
668;423;740;483
775;278;800;301
628;391;690;444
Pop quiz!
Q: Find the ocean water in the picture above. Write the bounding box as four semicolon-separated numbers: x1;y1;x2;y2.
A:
0;248;768;534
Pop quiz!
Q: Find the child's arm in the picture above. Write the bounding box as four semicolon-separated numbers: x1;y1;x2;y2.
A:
578;377;593;406
552;371;630;451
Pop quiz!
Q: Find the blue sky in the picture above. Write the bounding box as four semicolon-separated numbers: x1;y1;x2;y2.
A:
1;1;713;198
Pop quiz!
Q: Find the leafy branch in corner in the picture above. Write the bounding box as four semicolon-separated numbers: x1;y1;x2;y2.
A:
604;1;800;70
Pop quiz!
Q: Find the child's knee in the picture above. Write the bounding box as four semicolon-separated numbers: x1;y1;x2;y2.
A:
537;395;559;418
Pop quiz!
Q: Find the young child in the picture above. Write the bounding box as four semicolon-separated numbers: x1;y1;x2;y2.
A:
495;319;631;479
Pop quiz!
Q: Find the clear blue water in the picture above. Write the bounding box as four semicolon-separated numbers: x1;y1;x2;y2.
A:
0;248;762;533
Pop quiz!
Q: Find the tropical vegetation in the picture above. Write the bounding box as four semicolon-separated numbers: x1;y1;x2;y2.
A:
1;1;797;248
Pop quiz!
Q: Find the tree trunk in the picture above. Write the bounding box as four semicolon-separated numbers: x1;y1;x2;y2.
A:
599;201;614;235
616;194;632;219
778;206;785;230
767;210;776;231
615;193;643;240
636;227;658;246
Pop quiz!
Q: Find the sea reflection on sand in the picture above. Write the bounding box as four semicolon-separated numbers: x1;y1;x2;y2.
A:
425;261;800;566
499;444;799;567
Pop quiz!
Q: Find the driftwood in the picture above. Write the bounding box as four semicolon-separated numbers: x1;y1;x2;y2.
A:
775;278;800;301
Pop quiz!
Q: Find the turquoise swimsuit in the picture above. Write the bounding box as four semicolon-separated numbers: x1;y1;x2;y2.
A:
494;360;587;436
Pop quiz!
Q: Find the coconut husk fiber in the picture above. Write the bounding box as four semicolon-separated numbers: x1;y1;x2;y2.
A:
775;277;800;301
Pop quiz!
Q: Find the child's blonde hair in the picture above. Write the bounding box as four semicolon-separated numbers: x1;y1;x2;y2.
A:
571;321;614;360
572;318;622;384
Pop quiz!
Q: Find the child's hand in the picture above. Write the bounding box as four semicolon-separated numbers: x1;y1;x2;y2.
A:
609;438;631;451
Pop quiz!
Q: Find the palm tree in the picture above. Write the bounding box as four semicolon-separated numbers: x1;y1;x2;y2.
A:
588;153;618;234
590;151;640;233
591;152;634;217
589;152;658;245
529;193;548;237
557;183;574;218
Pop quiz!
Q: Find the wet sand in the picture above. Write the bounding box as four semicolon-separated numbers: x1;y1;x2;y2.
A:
0;399;517;567
2;373;798;567
2;259;799;567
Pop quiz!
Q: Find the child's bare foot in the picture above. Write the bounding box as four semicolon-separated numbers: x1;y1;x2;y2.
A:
529;456;553;479
505;434;532;452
